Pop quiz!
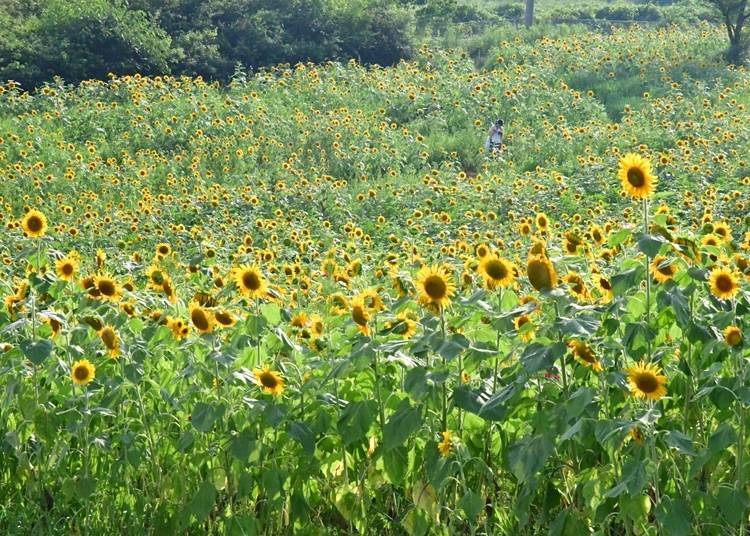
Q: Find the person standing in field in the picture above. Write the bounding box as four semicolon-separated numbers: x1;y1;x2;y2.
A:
484;118;504;156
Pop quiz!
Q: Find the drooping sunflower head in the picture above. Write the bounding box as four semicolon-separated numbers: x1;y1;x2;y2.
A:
22;209;48;238
189;301;214;334
618;153;657;199
569;340;602;373
350;295;371;335
709;267;740;301
99;325;120;357
234;264;268;300
71;359;96;386
626;361;667;401
214;310;236;328
650;255;678;284
479;254;515;290
253;366;284;396
562;272;589;301
415;264;455;312
527;255;557;292
437;430;453;458
725;325;743;347
514;314;535;342
328;293;350;316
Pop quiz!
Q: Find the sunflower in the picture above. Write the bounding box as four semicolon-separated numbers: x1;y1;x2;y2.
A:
93;274;122;302
328;293;350;316
478;254;515;290
527;255;557;291
626;361;667;401
41;313;62;338
234;264;268;300
709;267;740;300
725;326;743;347
161;275;177;303
569;340;602;373
350;295;371;336
55;254;79;282
99;325;120;358
310;314;324;338
387;310;418;340
146;265;166;290
189;302;214;334
253;366;285;396
562;272;589;301
514;315;535;342
155;242;171;257
71;359;96;386
21;209;47;238
618;153;657;199
415;264;455;312
630;426;645;446
650;255;677;283
437;431;453;458
214;310;236;328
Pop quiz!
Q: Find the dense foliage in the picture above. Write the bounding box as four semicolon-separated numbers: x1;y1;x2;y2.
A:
2;20;750;535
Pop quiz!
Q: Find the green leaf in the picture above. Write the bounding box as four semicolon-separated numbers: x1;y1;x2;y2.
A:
458;490;483;522
191;402;225;433
230;429;255;462
478;380;524;419
557;315;600;338
655;496;692;536
383;446;409;485
186;481;216;523
384;401;422;451
245;315;267;337
337;400;377;446
507;434;554;483
717;486;749;525
708;423;736;455
663;430;696;456
287;421;315;455
637;233;668;257
435;333;470;361
520;342;567;375
608;229;631;248
453;385;511;421
21;339;53;365
261;303;281;325
611;267;643;297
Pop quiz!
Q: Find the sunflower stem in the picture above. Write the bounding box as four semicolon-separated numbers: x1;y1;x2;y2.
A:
440;307;448;432
255;298;261;367
642;198;652;362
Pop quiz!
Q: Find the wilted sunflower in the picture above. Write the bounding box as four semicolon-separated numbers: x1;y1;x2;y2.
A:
234;264;268;300
626;361;667;401
569;340;602;373
99;325;120;358
189;302;214;334
527;255;557;291
725;326;743;347
415;264;455;311
71;359;96;386
478;254;515;290
22;209;47;238
618;153;657;199
709;267;740;300
253;366;284;396
650;255;677;283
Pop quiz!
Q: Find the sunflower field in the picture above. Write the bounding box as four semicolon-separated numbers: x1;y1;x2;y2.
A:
1;21;750;534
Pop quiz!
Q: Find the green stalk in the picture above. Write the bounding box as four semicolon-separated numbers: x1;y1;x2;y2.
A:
642;198;652;362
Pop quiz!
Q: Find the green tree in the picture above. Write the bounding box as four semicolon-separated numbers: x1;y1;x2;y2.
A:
706;0;750;62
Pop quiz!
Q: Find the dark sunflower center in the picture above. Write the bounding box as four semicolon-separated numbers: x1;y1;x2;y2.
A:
74;366;90;381
485;260;508;280
101;328;116;349
27;216;43;232
627;168;645;188
352;305;368;326
98;280;116;296
61;263;74;275
215;312;233;325
424;275;447;300
191;309;209;330
260;372;278;389
634;372;658;393
242;271;261;291
716;274;735;293
599;278;612;290
158;246;169;255
657;263;675;276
